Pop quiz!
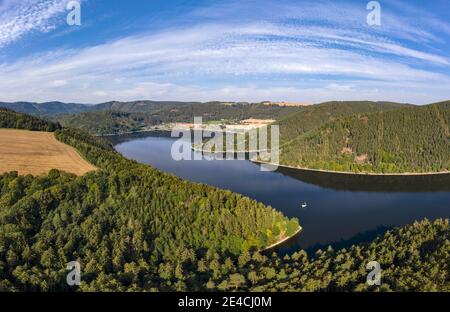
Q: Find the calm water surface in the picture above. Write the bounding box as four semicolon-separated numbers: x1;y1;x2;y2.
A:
112;133;450;254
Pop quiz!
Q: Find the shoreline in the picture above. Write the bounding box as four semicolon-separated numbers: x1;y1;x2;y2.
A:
262;226;302;252
253;160;450;177
95;125;266;137
104;131;449;177
106;131;449;177
191;146;270;154
95;129;170;137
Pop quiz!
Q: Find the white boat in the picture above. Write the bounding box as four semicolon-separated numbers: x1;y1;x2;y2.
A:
301;201;307;208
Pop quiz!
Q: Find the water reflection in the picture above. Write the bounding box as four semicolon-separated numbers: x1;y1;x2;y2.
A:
276;166;450;193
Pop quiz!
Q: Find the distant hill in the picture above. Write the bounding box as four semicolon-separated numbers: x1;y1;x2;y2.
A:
1;109;448;292
0;110;300;291
0;101;90;116
58;101;303;134
0;100;191;116
279;101;450;173
90;101;302;120
0;108;61;131
0;100;302;135
91;100;200;113
58;110;159;135
193;101;412;155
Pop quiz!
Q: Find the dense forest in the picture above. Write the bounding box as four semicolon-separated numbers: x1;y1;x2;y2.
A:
58;111;155;135
0;108;61;132
0;109;299;291
0;100;191;116
0;100;302;135
194;101;409;155
0;101;89;116
276;101;408;145
0;109;448;292
73;100;301;120
279;101;450;173
136;218;448;292
58;102;301;135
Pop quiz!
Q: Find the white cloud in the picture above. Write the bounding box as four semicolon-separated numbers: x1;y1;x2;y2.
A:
326;83;354;92
0;0;448;104
0;0;67;47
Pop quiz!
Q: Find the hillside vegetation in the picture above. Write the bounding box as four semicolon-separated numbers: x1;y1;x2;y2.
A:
194;101;409;155
1;101;302;135
0;129;96;176
0;110;299;291
279;101;450;173
0;101;89;116
58;111;155;135
58;102;301;134
75;100;302;120
177;218;449;292
0;108;61;131
0;110;448;291
276;101;408;145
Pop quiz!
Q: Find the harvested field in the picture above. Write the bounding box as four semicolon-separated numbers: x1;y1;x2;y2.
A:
0;129;97;176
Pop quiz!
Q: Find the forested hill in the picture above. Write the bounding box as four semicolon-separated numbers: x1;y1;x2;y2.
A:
0;110;448;291
58;111;155;135
0;108;61;131
192;218;449;292
72;100;302;119
276;101;409;146
0;101;90;116
280;101;450;173
0;99;303;135
57;102;303;134
0;109;299;291
91;100;200;113
0;100;301;121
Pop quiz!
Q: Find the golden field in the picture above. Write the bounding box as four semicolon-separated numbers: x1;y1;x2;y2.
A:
0;129;97;176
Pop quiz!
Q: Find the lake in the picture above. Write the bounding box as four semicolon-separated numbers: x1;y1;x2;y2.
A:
111;132;450;255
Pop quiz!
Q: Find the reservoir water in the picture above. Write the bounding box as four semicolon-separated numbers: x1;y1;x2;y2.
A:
111;133;450;254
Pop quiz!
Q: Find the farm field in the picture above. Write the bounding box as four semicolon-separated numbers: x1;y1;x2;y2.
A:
0;129;96;176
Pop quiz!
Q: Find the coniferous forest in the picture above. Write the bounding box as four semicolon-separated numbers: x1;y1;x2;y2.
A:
55;102;301;135
0;110;300;291
276;101;408;145
1;0;449;301
0;109;448;292
0;108;61;132
279;101;450;173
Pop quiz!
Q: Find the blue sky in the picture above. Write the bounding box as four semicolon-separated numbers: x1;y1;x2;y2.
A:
0;0;449;104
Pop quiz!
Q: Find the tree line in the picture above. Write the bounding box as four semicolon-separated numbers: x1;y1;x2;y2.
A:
279;101;450;173
0;109;298;291
0;109;447;292
56;102;302;135
0;108;61;132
